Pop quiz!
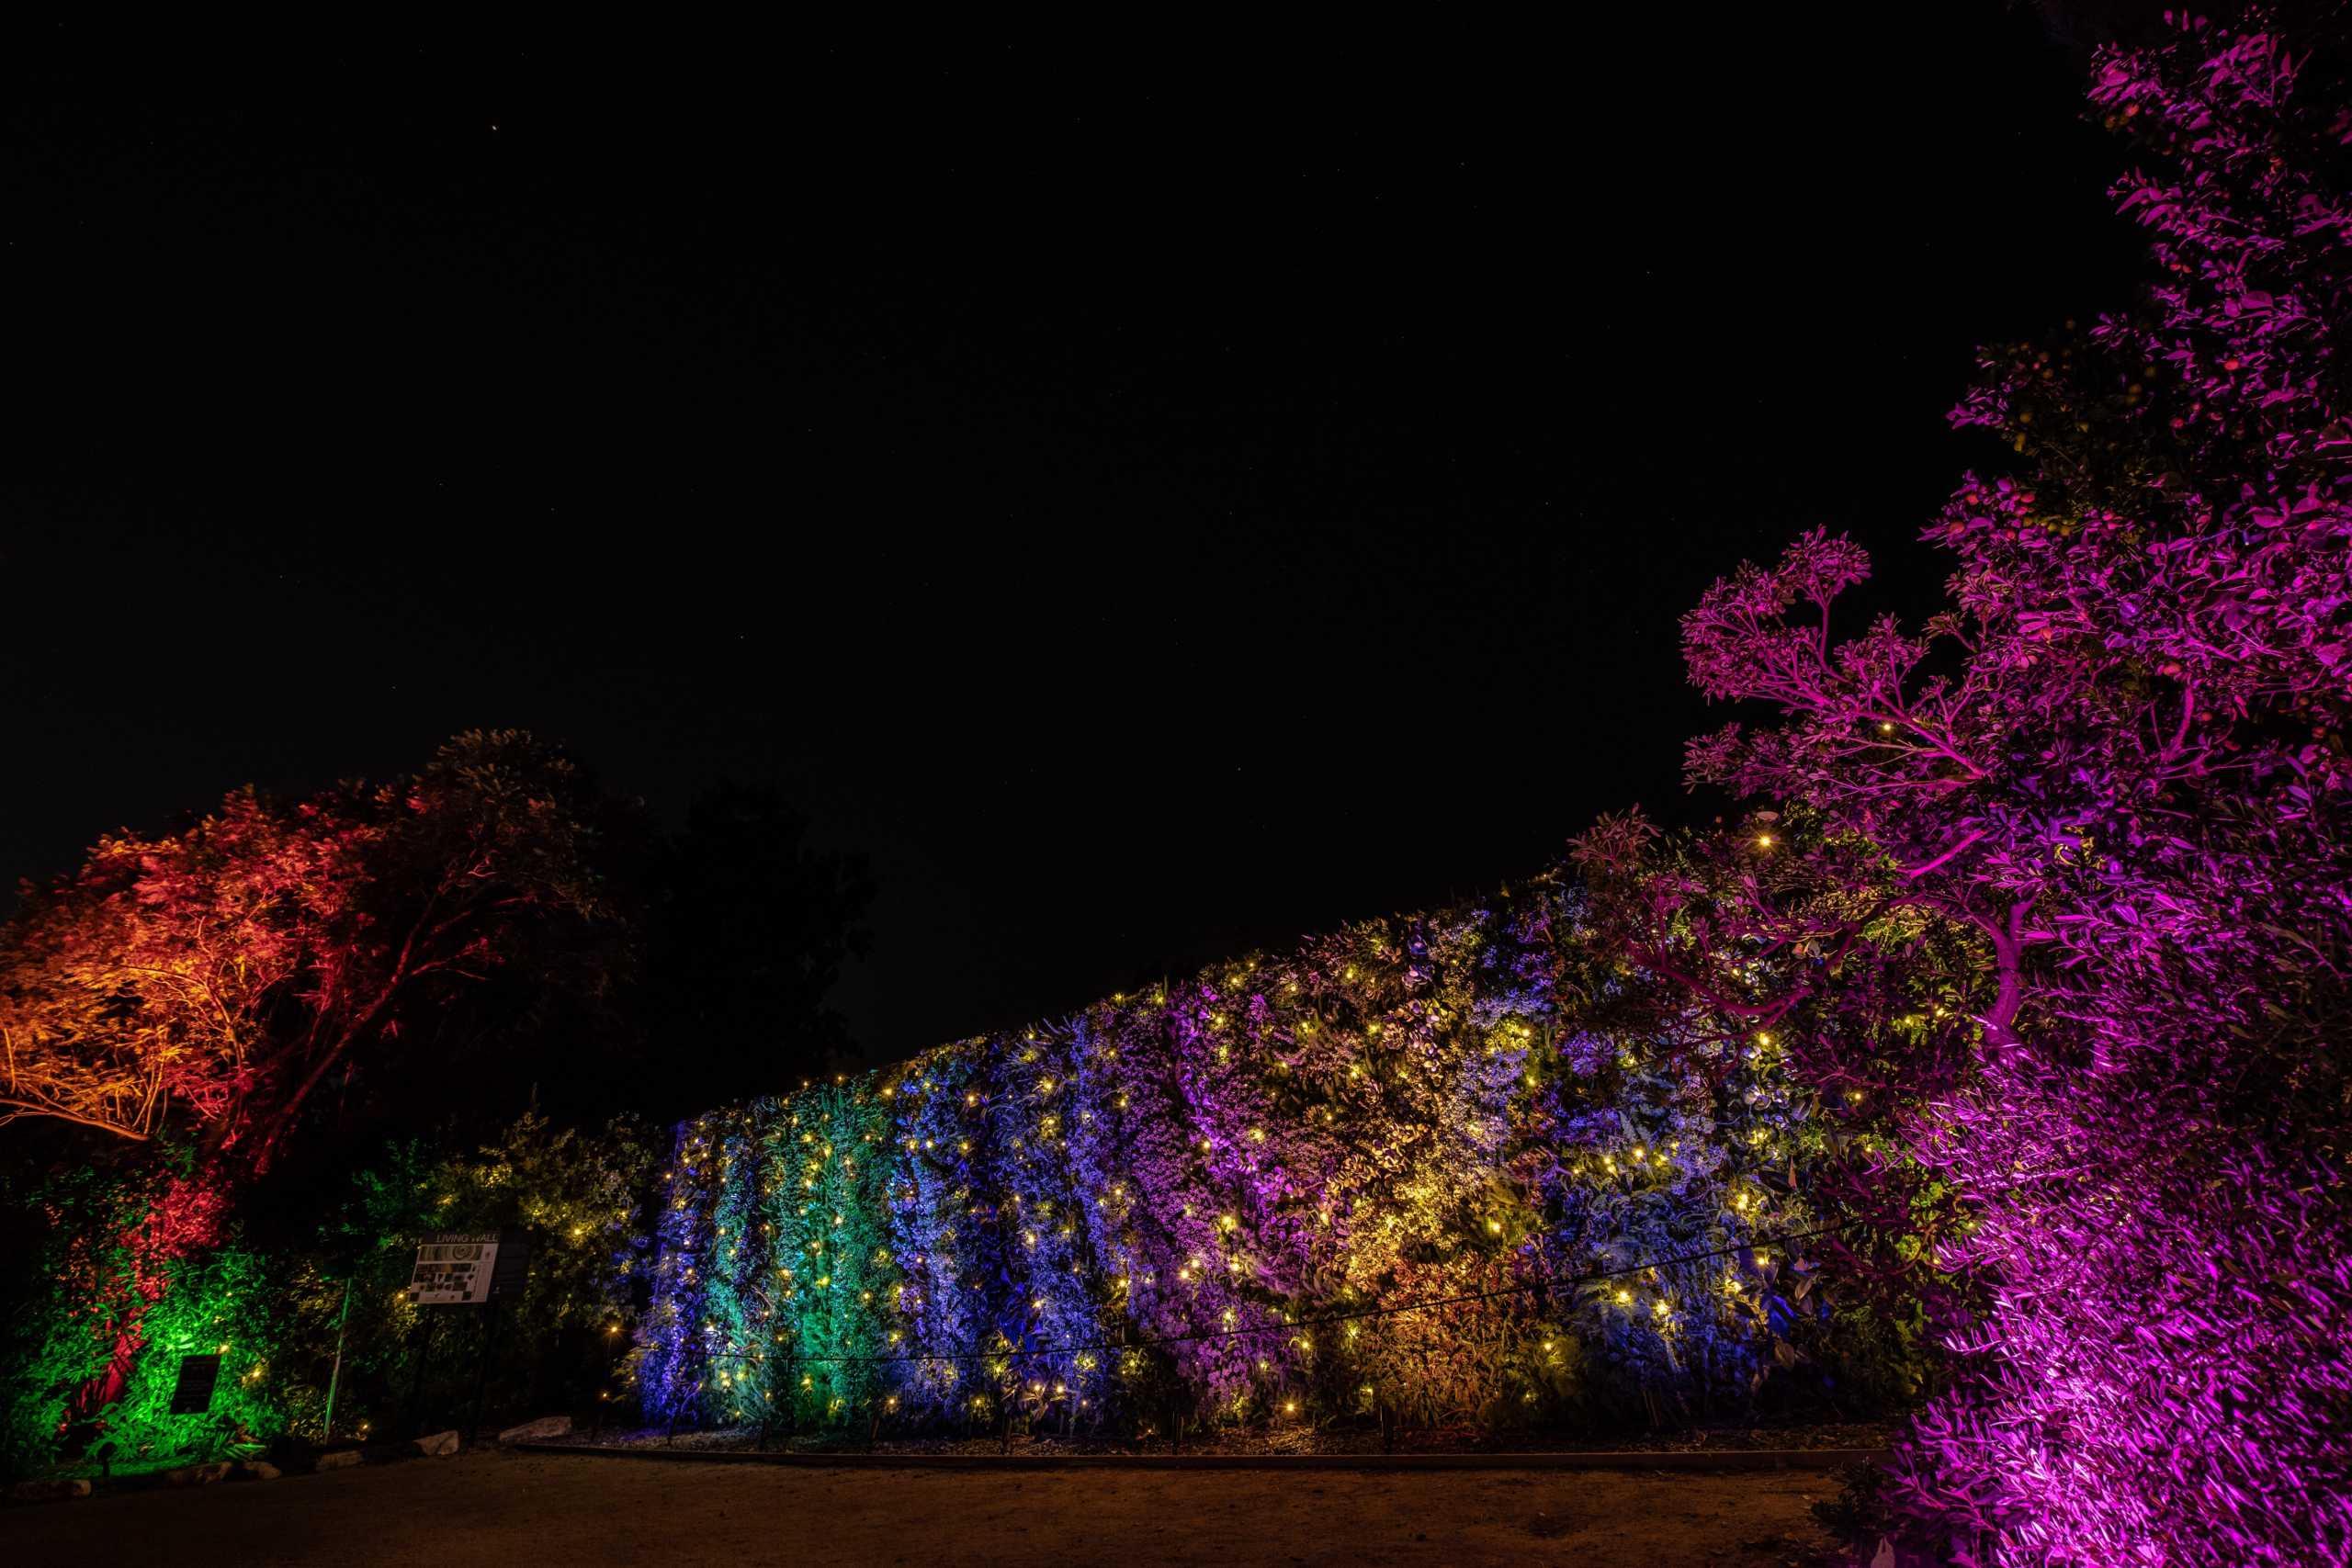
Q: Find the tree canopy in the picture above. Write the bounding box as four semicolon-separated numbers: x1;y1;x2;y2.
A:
1579;11;2352;1561
0;730;617;1170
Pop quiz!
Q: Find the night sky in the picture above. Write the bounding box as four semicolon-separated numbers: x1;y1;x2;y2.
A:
4;14;2143;1064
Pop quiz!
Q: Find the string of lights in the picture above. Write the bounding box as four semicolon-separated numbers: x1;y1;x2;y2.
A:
702;1220;1858;1368
633;873;1888;1434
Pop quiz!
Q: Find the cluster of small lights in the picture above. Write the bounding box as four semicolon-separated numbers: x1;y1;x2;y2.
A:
636;883;1832;1437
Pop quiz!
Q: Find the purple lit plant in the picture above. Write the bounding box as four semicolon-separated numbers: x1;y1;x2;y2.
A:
633;880;1883;1442
1581;11;2352;1562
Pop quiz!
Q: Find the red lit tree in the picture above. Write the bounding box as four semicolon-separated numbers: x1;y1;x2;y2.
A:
0;729;616;1424
1584;11;2352;1562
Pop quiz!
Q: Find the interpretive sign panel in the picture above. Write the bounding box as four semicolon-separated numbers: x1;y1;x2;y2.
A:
168;1353;221;1416
404;1231;529;1306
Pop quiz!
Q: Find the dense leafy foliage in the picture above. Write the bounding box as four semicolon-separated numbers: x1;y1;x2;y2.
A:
638;874;1928;1438
16;18;2347;1562
287;1111;654;1444
0;729;617;1164
0;730;620;1434
0;1112;652;1476
1585;9;2352;1562
0;728;885;1471
2;1158;278;1474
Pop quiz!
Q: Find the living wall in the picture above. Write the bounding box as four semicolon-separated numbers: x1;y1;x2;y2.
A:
636;872;1929;1436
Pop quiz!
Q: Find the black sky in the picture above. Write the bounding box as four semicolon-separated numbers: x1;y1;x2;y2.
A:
3;14;2144;1064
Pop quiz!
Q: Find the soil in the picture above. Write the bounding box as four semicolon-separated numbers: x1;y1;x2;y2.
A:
1;1447;1854;1566
585;1417;1892;1459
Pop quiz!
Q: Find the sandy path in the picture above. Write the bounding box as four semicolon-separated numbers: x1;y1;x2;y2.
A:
0;1450;1847;1566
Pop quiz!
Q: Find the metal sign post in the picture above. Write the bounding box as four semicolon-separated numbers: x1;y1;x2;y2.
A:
401;1229;532;1440
405;1312;439;1438
467;1301;505;1442
322;1275;355;1440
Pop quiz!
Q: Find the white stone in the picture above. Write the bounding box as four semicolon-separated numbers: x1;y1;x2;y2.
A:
413;1429;461;1458
495;1416;572;1444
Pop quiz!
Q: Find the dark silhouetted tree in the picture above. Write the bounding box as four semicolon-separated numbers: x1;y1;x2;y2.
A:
639;784;873;1116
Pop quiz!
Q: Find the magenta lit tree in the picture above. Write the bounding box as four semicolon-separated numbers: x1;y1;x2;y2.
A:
1594;11;2352;1563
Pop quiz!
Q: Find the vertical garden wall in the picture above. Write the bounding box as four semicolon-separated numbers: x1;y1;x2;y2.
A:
635;869;1909;1435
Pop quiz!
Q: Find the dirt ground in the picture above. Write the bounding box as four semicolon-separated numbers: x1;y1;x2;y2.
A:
601;1417;1894;1459
0;1450;1851;1566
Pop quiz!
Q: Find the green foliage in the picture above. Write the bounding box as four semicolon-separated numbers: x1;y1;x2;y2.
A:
291;1112;653;1441
0;1163;277;1478
2;1168;119;1478
101;1246;283;1467
2;1112;652;1476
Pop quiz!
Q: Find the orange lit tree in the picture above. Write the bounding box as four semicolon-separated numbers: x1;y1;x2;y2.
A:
0;729;616;1426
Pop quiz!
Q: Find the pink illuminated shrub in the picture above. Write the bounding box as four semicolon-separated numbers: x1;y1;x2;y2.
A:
1595;10;2352;1562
